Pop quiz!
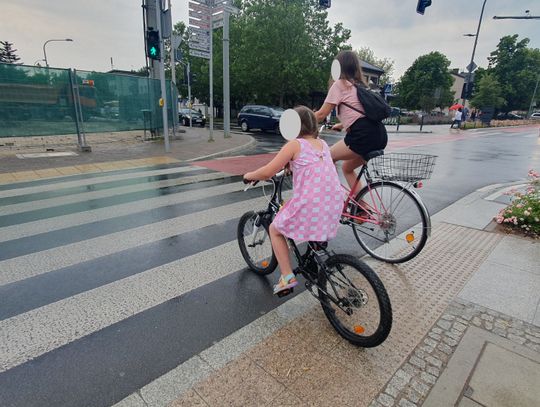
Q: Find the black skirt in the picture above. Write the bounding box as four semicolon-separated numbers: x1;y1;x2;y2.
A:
344;117;388;159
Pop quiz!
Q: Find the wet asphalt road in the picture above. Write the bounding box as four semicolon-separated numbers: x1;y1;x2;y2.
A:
0;125;538;406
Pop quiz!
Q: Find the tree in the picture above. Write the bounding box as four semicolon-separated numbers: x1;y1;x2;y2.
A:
356;46;394;85
470;73;505;110
486;35;540;112
395;51;454;112
0;41;21;64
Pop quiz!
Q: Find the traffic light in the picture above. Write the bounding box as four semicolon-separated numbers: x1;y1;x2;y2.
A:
416;0;432;15
146;30;160;60
319;0;331;9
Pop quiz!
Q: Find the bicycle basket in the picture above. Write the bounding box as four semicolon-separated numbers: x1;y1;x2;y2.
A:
369;153;437;182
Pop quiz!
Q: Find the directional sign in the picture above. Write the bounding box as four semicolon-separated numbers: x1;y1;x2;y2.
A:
189;43;210;52
212;19;224;29
190;0;211;5
189;10;210;20
190;35;210;45
189;18;210;29
190;49;210;59
189;2;210;13
188;27;210;36
224;5;240;14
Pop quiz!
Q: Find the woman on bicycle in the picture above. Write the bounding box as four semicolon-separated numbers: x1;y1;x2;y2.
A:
243;106;343;295
314;50;388;194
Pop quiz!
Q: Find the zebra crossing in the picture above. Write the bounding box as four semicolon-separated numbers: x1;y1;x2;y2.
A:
0;162;292;407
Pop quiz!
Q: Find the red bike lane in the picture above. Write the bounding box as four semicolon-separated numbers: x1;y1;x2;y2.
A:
192;126;537;175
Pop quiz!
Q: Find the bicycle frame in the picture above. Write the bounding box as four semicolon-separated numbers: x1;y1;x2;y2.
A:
340;165;432;238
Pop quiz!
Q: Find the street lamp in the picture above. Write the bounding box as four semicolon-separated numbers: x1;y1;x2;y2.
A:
42;38;73;67
463;0;488;105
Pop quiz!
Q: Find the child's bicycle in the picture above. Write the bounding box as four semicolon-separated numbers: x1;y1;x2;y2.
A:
341;150;437;263
237;170;392;347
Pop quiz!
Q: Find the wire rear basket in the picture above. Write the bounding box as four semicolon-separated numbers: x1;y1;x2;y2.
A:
369;153;437;182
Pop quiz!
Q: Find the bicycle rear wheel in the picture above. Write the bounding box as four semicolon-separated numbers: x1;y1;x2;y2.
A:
318;254;392;347
351;181;429;263
237;211;277;275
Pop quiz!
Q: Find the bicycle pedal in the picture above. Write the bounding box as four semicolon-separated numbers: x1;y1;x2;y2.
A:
277;288;293;298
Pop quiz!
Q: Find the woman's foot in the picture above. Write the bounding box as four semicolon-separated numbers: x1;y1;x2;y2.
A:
273;273;298;295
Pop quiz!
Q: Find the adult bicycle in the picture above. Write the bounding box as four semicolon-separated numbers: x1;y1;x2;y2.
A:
340;150;437;263
237;170;392;347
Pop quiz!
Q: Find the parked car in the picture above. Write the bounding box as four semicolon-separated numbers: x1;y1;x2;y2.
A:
179;108;206;127
530;112;540;120
237;105;284;133
496;112;523;120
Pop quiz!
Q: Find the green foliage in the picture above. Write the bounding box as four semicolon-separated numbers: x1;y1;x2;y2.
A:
470;73;505;109
394;51;454;112
495;170;540;237
355;46;394;85
485;35;540;111
0;41;21;64
173;0;351;108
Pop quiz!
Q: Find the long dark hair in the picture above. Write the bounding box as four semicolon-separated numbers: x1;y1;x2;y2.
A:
336;50;367;87
294;106;319;139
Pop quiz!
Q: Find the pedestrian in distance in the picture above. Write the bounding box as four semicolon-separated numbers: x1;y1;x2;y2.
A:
314;50;388;195
450;107;463;129
471;109;477;122
243;106;343;295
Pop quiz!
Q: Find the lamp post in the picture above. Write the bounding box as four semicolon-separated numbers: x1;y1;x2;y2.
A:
43;38;73;67
462;0;487;106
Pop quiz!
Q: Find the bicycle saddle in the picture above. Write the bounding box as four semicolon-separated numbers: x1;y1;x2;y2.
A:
364;150;384;161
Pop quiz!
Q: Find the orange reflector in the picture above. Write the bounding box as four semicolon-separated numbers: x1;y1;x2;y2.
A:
261;260;269;268
406;232;415;243
354;325;365;334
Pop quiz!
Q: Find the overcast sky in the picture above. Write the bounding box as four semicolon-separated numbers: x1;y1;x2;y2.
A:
1;0;539;81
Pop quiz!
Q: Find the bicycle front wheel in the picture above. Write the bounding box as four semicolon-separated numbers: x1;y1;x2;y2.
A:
319;254;392;347
237;211;277;275
351;181;428;263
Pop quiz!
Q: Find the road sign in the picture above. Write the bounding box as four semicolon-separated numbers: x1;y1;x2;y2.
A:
171;34;182;50
174;49;183;62
190;0;211;5
223;4;240;14
188;27;210;35
190;49;210;59
189;18;210;29
189;2;210;13
189;42;210;52
190;35;210;45
466;62;478;72
213;19;224;29
189;10;210;20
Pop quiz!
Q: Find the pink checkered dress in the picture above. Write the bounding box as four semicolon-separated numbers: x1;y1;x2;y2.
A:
273;138;343;242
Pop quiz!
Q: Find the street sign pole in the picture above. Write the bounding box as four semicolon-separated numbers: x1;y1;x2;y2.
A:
209;1;214;142
188;61;193;127
156;0;170;152
223;9;231;138
170;3;179;138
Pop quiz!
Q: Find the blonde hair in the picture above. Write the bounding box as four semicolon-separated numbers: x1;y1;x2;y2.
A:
294;106;318;138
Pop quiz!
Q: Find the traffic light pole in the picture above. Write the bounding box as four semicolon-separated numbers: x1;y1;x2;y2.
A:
187;62;193;128
462;0;487;106
209;3;214;142
156;0;170;152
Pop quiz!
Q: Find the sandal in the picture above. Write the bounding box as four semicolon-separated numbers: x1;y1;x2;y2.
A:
347;203;370;224
273;273;298;295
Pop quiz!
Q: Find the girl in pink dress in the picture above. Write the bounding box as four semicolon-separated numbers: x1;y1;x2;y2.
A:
244;106;343;295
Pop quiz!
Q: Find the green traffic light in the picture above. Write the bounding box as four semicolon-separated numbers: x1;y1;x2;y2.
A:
150;47;157;56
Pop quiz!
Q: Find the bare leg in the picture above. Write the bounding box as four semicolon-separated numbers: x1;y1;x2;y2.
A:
269;223;293;277
330;139;366;195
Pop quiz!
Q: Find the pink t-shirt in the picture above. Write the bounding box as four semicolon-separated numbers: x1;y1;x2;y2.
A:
324;79;365;131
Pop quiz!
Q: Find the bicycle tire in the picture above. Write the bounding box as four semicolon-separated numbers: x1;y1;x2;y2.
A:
351;181;429;263
318;254;392;347
237;211;278;275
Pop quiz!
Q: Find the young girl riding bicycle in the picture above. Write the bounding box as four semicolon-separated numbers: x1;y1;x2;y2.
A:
314;50;388;195
243;106;343;295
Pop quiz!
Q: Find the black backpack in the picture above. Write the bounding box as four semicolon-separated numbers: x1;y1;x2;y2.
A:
341;83;391;122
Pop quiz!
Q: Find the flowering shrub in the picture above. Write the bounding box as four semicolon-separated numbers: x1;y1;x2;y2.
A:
495;169;540;237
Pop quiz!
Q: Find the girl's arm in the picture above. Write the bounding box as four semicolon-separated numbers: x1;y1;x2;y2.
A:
331;123;343;131
314;103;335;122
244;141;299;181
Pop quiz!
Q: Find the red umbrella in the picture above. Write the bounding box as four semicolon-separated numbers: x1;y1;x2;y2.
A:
449;103;464;110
